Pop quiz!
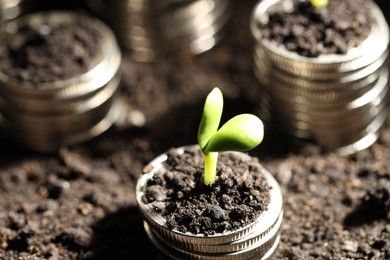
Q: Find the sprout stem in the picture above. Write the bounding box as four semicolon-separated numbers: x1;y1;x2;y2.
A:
203;152;218;185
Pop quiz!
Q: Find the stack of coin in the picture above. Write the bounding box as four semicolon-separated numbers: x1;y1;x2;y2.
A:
0;11;122;152
0;0;36;22
85;0;231;62
251;0;389;155
137;149;284;259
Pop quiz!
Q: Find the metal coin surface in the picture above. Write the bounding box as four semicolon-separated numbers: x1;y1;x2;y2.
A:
0;12;121;99
0;97;124;153
136;146;283;259
0;11;122;152
250;0;389;154
86;0;230;61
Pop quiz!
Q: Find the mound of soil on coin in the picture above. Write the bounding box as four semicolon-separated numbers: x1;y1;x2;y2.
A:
260;0;373;57
0;0;389;259
0;13;101;84
144;146;270;235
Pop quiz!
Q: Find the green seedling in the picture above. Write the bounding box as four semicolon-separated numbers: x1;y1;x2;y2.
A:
198;87;264;185
310;0;328;8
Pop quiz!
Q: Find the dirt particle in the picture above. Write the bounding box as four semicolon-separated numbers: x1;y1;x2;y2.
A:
343;240;358;252
59;148;92;176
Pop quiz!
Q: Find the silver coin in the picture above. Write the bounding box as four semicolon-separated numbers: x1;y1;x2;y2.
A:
254;65;383;106
263;73;387;120
152;211;283;255
1;92;116;136
136;146;283;247
0;12;121;98
251;0;389;78
314;109;387;151
0;97;124;153
0;72;121;114
335;130;381;156
0;40;120;99
258;93;387;152
86;0;156;15
255;75;388;151
0;0;34;22
160;0;217;23
123;16;226;61
144;219;281;259
272;98;386;138
127;25;224;61
254;46;387;92
254;44;388;83
263;84;386;120
87;0;230;61
251;2;389;154
159;0;229;40
115;0;228;45
256;42;387;81
267;100;385;135
0;11;122;151
118;3;228;50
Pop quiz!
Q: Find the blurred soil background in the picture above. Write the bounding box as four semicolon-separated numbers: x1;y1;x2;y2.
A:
0;0;389;259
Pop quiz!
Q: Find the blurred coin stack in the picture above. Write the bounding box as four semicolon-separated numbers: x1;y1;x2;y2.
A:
85;0;231;62
251;0;389;155
0;0;37;22
137;150;284;259
0;11;122;152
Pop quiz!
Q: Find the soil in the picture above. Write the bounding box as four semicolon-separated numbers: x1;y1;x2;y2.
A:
260;0;373;57
0;13;102;84
144;146;270;235
0;0;389;260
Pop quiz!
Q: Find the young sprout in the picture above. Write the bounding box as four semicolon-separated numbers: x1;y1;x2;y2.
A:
310;0;329;8
198;87;264;185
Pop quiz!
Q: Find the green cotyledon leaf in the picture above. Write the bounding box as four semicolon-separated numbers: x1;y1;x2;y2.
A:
203;114;264;153
310;0;328;8
198;87;223;152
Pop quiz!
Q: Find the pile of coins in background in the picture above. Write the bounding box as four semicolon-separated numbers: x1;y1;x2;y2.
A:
0;0;37;22
85;0;231;62
137;148;284;259
251;0;389;155
0;11;122;152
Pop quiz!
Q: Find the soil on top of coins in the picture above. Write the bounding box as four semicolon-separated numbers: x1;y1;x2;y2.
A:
0;13;102;84
260;0;373;57
144;146;271;235
0;1;389;260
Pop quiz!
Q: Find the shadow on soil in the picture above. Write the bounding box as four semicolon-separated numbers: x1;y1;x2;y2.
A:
88;206;164;260
343;187;390;228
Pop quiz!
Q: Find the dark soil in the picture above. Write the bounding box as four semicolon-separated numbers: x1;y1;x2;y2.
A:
0;1;389;259
260;0;373;57
145;146;270;235
0;13;102;84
